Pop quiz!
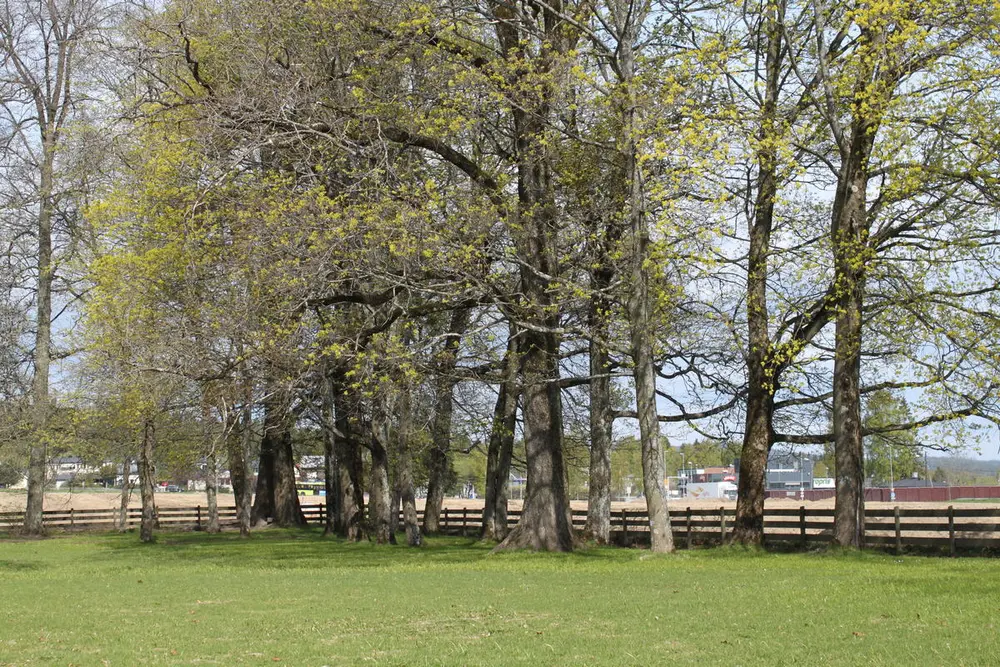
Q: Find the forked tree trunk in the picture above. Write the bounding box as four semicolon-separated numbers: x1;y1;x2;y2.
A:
494;329;574;552
482;333;518;542
138;418;157;543
272;420;306;527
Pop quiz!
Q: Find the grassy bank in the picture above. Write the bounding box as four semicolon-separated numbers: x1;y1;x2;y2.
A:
0;530;997;665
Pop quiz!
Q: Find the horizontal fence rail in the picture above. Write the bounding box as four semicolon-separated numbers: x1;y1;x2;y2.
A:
3;504;1000;553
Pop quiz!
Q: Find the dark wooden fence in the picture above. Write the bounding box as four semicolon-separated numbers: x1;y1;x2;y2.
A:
3;504;998;553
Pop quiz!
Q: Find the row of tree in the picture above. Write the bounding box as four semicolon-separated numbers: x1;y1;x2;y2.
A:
3;0;1000;550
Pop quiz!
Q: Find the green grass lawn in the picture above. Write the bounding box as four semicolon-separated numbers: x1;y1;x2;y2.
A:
0;530;998;666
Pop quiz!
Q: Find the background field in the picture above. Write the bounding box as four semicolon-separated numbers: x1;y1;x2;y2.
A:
1;530;999;666
3;489;996;513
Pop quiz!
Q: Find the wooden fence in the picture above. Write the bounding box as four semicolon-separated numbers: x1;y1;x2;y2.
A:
3;504;999;553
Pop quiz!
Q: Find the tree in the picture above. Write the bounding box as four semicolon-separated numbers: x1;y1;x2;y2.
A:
0;0;110;535
863;391;921;486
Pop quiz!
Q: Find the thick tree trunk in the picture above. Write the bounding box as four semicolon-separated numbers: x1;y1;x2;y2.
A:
831;38;879;547
334;387;364;540
117;456;132;533
734;0;782;547
253;396;305;527
490;0;575;551
494;329;573;551
368;428;394;544
831;162;871;548
272;418;306;527
423;308;470;534
250;411;275;526
138;418;157;543
482;334;518;542
24;135;56;537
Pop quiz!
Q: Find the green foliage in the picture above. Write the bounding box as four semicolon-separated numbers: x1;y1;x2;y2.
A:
863;391;923;485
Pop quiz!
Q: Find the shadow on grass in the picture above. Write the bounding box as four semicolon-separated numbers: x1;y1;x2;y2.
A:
83;528;650;572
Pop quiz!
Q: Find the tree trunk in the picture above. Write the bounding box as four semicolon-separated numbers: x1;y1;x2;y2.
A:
334;386;364;540
618;11;673;552
272;416;306;527
490;0;575;551
138;418;157;543
586;314;613;544
322;375;342;536
24;133;56;537
831;29;879;548
494;328;573;551
368;427;394;545
205;445;220;534
250;418;275;526
831;159;871;548
422;307;470;534
734;0;782;546
482;333;518;542
226;400;253;538
117;456;132;533
398;447;421;547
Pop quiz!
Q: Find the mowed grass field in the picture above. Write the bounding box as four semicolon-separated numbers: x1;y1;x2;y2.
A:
1;531;999;666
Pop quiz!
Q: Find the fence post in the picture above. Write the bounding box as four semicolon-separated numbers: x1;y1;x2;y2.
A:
443;507;450;534
719;506;726;545
621;508;628;544
686;507;692;550
894;506;901;554
196;505;201;531
70;507;74;529
948;505;956;557
800;505;806;548
461;507;468;536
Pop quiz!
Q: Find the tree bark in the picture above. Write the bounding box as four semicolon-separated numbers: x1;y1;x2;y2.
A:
252;395;305;527
422;307;470;534
321;375;342;536
226;398;253;538
490;0;576;551
482;332;518;542
23;132;56;537
586;247;616;544
734;0;782;546
138;417;157;543
205;445;220;534
831;25;881;549
117;456;132;533
334;385;364;540
831;137;874;548
368;426;394;544
617;3;673;552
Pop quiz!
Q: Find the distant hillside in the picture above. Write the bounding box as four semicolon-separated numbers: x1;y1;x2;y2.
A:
926;457;1000;485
